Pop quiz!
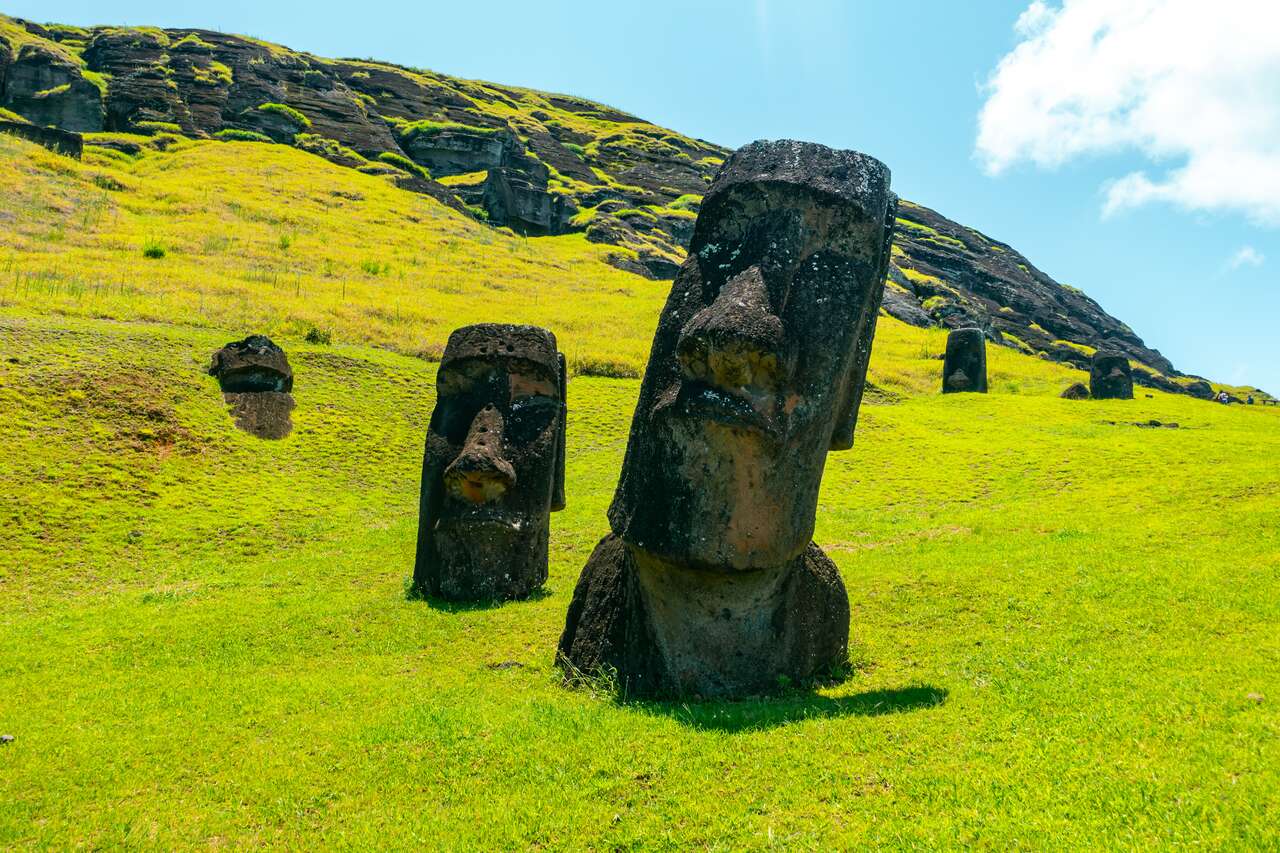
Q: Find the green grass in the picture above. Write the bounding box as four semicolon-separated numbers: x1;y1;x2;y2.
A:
256;102;311;129
0;131;1278;847
376;150;431;180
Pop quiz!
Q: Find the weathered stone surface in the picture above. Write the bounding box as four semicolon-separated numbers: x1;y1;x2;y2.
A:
0;120;81;157
208;335;293;393
1090;352;1134;400
1183;379;1214;400
414;324;567;602
942;327;988;394
558;140;897;698
1061;382;1090;400
1;44;103;132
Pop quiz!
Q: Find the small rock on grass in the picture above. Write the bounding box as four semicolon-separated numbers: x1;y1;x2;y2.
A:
1;734;14;744
1246;692;1264;703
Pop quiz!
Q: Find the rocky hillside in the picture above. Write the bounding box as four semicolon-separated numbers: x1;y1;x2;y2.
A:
0;13;1225;395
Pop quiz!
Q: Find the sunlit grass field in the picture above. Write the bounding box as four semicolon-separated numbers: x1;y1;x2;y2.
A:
1;134;1278;848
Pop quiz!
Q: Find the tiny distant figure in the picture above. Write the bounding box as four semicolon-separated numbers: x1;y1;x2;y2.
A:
1217;391;1230;404
1247;395;1255;405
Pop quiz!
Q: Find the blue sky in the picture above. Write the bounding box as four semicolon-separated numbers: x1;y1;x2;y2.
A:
10;0;1278;392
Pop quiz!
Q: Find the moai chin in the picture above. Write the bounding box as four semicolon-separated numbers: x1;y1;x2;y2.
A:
1090;352;1134;400
414;324;567;601
942;327;988;394
557;140;898;698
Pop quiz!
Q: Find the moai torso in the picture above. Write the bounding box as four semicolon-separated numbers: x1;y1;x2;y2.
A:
557;140;897;698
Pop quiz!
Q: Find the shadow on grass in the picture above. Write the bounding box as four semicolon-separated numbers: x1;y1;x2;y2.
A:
404;577;553;613
633;685;949;732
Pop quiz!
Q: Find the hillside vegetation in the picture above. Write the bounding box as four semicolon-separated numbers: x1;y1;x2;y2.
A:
0;118;1278;847
1;12;1255;396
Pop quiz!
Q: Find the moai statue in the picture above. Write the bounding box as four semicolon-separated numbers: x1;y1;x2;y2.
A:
413;324;567;601
1090;352;1134;400
209;335;293;393
942;328;988;394
208;335;295;439
557;140;897;698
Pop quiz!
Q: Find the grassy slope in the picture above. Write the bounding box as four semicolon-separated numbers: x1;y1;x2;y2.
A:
2;134;1279;848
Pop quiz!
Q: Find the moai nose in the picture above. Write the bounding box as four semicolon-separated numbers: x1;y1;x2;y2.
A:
677;265;786;390
444;405;516;504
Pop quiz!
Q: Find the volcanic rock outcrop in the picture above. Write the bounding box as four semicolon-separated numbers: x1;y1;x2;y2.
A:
1090;352;1135;401
208;335;295;439
413;324;567;602
942;327;987;394
557;140;897;698
1061;382;1090;401
0;13;1239;397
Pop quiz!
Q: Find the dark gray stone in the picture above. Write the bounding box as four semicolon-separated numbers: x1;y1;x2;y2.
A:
0;120;82;158
942;327;987;393
1061;382;1090;400
558;139;897;698
1091;352;1134;400
208;335;293;393
414;324;567;601
209;335;295;439
1;44;104;133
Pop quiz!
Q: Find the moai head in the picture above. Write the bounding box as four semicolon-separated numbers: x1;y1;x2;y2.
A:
607;140;897;570
942;327;988;394
414;324;567;600
1090;352;1134;400
208;335;293;393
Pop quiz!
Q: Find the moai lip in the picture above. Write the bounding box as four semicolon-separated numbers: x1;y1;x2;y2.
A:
208;335;295;439
1090;352;1134;400
557;139;898;698
942;328;988;394
413;324;567;602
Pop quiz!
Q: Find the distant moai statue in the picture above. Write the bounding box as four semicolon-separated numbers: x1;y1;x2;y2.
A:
942;328;988;394
413;324;567;601
1090;352;1134;400
1060;382;1090;400
557;140;898;698
208;334;296;439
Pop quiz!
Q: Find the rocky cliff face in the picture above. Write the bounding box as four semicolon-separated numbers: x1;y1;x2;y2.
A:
0;14;1212;394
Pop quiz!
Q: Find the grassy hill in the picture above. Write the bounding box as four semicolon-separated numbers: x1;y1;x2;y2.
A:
2;130;1279;847
2;12;1255;397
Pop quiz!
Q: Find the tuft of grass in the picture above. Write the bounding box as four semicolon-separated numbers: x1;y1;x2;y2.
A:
141;238;166;259
214;129;273;143
256;102;311;129
376;151;431;180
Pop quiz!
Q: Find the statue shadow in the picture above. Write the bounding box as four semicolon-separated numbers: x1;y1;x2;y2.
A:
406;582;553;613
631;685;948;733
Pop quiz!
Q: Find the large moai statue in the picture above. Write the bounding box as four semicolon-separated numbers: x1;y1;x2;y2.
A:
1090;352;1134;400
942;328;988;394
557;140;897;698
413;324;567;601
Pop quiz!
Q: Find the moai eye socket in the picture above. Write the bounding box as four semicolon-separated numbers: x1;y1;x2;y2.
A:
505;395;557;446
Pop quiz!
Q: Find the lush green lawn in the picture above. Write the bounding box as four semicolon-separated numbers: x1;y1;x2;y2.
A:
2;312;1278;848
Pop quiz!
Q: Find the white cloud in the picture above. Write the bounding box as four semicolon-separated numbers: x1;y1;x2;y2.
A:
1227;245;1265;270
976;0;1280;225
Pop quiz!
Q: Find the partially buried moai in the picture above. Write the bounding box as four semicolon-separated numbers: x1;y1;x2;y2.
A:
942;327;988;394
1090;351;1134;400
208;334;296;439
556;140;897;698
413;324;567;601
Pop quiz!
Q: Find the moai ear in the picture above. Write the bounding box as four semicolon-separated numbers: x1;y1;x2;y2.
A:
831;192;898;451
551;351;567;512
